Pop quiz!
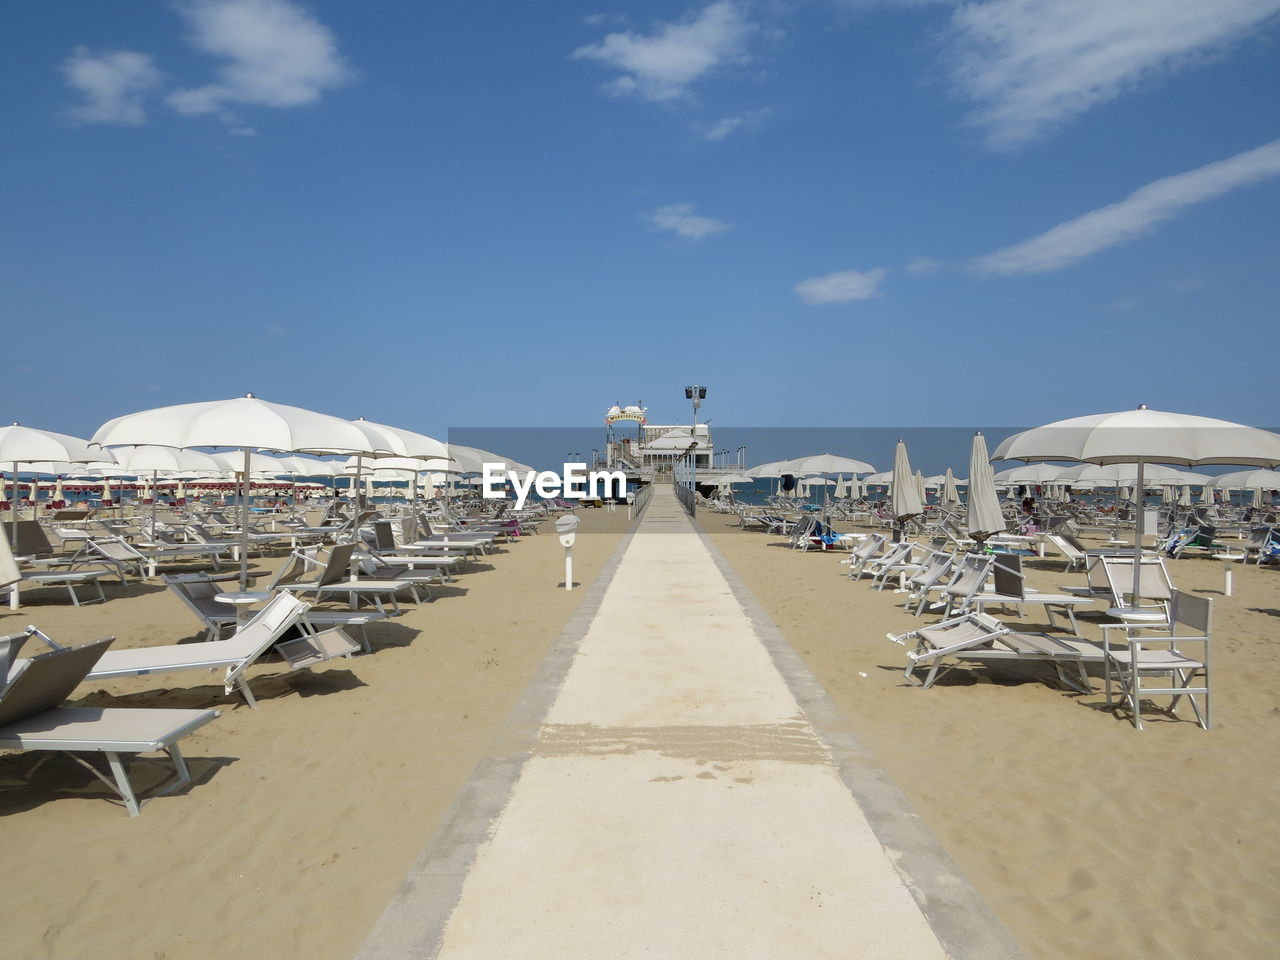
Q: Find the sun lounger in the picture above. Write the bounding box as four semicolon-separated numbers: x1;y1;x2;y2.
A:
0;636;219;816
971;554;1097;633
18;592;359;708
889;611;1103;692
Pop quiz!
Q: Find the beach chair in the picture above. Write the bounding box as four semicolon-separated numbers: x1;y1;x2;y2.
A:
888;611;1103;692
865;541;922;591
19;592;359;709
1042;532;1090;572
0;636;219;816
1101;590;1211;730
927;554;995;618
841;534;885;579
971;554;1097;633
1100;555;1175;621
271;542;419;614
903;550;955;616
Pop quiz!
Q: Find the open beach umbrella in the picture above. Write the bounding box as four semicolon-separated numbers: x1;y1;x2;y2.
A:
782;453;875;476
993;405;1280;614
889;439;922;538
0;423;116;539
103;445;222;536
92;394;389;590
966;432;1006;544
1211;468;1280;491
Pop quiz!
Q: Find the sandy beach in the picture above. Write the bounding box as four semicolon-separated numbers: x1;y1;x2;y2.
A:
0;505;632;960
702;510;1280;960
3;501;1278;959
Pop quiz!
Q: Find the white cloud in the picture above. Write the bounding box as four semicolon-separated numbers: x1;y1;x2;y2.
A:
61;48;163;126
572;2;755;102
703;106;770;141
166;0;352;118
794;268;888;304
648;203;730;239
971;138;1280;276
942;0;1280;149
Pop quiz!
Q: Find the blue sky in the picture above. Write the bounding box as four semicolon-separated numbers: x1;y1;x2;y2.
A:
4;1;1279;443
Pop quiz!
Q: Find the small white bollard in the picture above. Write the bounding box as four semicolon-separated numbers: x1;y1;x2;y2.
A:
556;514;581;591
1223;557;1233;597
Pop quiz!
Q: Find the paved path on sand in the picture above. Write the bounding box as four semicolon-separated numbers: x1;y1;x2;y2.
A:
356;487;1022;959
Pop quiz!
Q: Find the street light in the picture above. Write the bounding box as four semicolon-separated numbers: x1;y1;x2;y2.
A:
684;385;707;427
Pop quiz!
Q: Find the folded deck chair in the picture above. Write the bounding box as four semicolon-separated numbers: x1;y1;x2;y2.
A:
25;592;358;708
971;554;1097;633
866;540;923;591
0;636;219;816
1100;590;1211;730
888;611;1103;692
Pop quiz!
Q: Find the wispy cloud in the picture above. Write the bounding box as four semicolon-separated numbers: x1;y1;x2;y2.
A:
572;2;755;102
61;48;163;126
971;139;1280;276
794;268;887;304
648;203;730;239
942;0;1280;149
166;0;352;120
703;106;770;141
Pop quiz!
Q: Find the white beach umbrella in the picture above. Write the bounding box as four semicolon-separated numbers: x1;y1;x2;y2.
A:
914;469;926;503
1199;483;1214;505
105;445;222;534
966;432;1006;544
783;453;875;475
747;460;793;479
890;440;922;530
993;405;1280;614
0;423;116;538
942;468;960;506
1177;485;1192;507
1211;468;1280;490
992;463;1070;485
92;394;388;590
53;476;65;506
100;477;113;506
1251;486;1264;509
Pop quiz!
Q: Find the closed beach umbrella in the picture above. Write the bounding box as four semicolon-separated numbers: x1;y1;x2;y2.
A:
994;405;1280;614
92;394;388;590
1177;485;1192;507
53;476;65;507
890;439;922;536
942;468;960;506
966;432;1006;544
101;477;113;506
833;475;849;498
914;469;926;503
1251;486;1264;509
1200;484;1214;505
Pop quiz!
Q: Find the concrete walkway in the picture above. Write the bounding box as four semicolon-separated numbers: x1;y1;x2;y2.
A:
357;488;1022;959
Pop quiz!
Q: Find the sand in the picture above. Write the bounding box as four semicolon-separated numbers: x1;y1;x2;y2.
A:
4;501;1278;960
701;510;1280;960
0;504;632;960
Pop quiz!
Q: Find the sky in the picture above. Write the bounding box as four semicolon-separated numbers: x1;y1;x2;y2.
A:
4;0;1279;448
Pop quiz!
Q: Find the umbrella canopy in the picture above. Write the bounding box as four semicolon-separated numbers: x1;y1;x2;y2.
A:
1211;468;1280;489
966;432;1006;543
747;460;795;479
992;463;1071;484
446;445;534;475
92;394;389;589
780;453;875;475
890;440;922;524
209;450;290;476
862;470;893;485
993;405;1280;612
1;423;116;537
914;469;926;502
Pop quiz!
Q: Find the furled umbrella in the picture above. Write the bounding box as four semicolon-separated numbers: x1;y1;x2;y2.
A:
993;405;1280;617
966;432;1006;546
889;439;922;541
92;394;390;590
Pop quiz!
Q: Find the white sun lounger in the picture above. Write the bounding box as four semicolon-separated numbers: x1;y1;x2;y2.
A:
0;636;219;816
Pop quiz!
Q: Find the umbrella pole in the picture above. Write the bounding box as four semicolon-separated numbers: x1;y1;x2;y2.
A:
150;468;159;541
240;447;251;592
1131;459;1145;608
10;462;18;540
